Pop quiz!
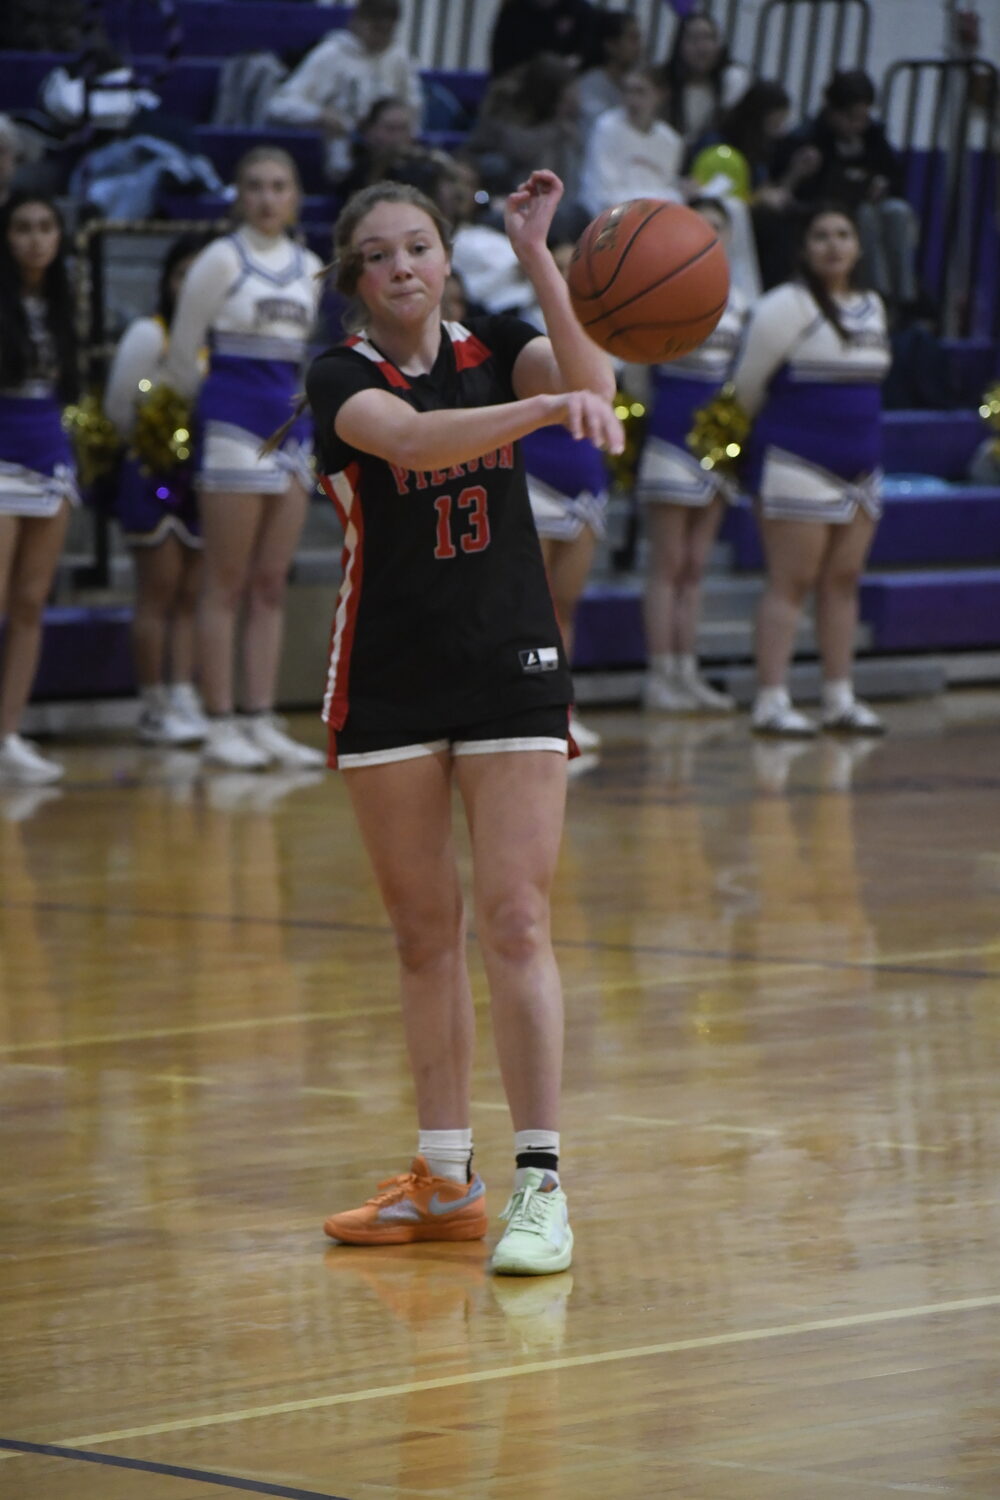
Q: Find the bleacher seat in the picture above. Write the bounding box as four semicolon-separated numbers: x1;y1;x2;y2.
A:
118;1;350;59
860;569;1000;651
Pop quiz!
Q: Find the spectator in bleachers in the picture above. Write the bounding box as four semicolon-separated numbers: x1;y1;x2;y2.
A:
732;204;891;738
658;12;750;146
490;0;602;81
580;67;683;218
575;12;644;137
0;195;79;785
337;96;421;201
161;147;326;773
468;54;588;238
265;0;423;182
432;156;538;319
104;233;213;749
770;70;919;313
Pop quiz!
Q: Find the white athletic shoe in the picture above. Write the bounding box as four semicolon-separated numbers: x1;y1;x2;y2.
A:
751;699;818;738
0;733;65;784
492;1171;574;1276
203;717;271;770
642;672;698;712
136;706;203;746
821;698;885;736
167;683;210;740
239;713;326;769
678;669;736;713
569;711;601;751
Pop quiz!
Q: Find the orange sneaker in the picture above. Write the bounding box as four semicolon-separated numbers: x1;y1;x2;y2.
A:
323;1156;488;1245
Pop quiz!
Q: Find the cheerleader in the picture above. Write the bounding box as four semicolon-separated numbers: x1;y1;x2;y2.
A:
0;194;79;784
104;233;212;746
637;197;748;712
732;202;891;736
163;146;325;770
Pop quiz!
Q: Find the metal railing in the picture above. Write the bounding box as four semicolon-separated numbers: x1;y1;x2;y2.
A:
882;56;1000;337
751;0;871;117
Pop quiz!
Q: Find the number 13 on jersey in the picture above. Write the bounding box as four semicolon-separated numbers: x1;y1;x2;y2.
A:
433;485;491;559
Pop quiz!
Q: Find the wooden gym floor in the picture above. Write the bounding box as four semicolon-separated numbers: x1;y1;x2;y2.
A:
3;691;1000;1499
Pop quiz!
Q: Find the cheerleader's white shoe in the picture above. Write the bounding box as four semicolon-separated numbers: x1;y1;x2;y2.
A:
239;713;326;769
0;733;65;784
203;717;271;771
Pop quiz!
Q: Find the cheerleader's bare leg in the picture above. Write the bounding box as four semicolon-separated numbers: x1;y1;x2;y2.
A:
755;516;827;689
0;505;70;737
455;749;567;1132
241;477;309;712
539;531;596;664
815;510;877;683
197;490;263;714
132;534;195;690
343;752;475;1129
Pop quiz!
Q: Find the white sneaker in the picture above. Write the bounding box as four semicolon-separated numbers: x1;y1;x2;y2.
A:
751;699;818;738
491;1170;573;1276
203;716;271;770
0;733;65;784
167;683;209;739
239;713;325;769
642;673;698;712
136;706;203;746
679;670;736;713
821;698;885;736
569;711;601;751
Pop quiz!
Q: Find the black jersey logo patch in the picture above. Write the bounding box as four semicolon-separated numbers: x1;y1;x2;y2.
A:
519;647;560;674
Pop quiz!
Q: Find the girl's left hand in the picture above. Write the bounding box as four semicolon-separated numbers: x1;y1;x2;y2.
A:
504;170;564;259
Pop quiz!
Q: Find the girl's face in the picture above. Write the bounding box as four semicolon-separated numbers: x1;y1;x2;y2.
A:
7;200;61;280
622;73;662;131
238;158;299;234
366;104;414;159
681;18;721;77
802;212;861;283
352;201;450;328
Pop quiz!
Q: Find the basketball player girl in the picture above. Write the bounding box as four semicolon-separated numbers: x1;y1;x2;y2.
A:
0;195;79;785
636;196;748;714
104;233;212;748
295;170;623;1274
162;146;325;771
520;242;609;754
732;203;890;737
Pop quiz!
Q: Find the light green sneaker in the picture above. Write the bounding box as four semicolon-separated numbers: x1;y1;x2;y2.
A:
491;1170;573;1276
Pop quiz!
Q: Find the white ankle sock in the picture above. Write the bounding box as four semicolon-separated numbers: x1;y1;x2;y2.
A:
755;685;790;715
418;1128;473;1183
650;653;679;680
141;684;167;710
822;679;854;715
514;1129;561;1188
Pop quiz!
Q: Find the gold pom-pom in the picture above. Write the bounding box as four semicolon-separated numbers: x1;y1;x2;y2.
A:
132;384;194;475
62;391;121;488
610;391;647;492
979;380;1000;458
687;383;751;476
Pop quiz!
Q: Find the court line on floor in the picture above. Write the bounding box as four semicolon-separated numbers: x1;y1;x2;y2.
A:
39;1294;1000;1450
0;1439;345;1499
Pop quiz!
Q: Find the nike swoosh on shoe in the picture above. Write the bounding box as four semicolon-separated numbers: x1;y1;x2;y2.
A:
428;1180;485;1215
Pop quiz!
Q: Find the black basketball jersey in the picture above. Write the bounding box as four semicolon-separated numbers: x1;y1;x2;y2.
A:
307;315;574;733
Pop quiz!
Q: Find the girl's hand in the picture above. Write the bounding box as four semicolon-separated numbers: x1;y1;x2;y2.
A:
504;170;564;260
548;390;625;453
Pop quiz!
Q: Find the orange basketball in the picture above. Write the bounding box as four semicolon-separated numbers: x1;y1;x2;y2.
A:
567;199;730;364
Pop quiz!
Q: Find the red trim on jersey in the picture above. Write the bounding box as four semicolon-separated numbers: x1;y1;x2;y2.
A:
451;331;491;372
319;461;363;731
346;334;411;390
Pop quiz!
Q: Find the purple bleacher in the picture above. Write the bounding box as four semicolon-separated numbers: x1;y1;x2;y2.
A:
860;569;1000;650
0;50;71;111
423;69;489;115
722;487;1000;572
882;411;985;479
193;125;326;192
571;584;647;671
32;607;134;699
112;0;350;59
159;191;339;225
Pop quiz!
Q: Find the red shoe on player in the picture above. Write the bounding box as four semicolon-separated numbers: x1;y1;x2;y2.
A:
323;1156;488;1245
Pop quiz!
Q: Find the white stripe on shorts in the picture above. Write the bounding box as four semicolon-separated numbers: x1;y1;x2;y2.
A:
337;735;567;768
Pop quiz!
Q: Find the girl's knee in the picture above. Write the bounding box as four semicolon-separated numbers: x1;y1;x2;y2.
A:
478;891;549;964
